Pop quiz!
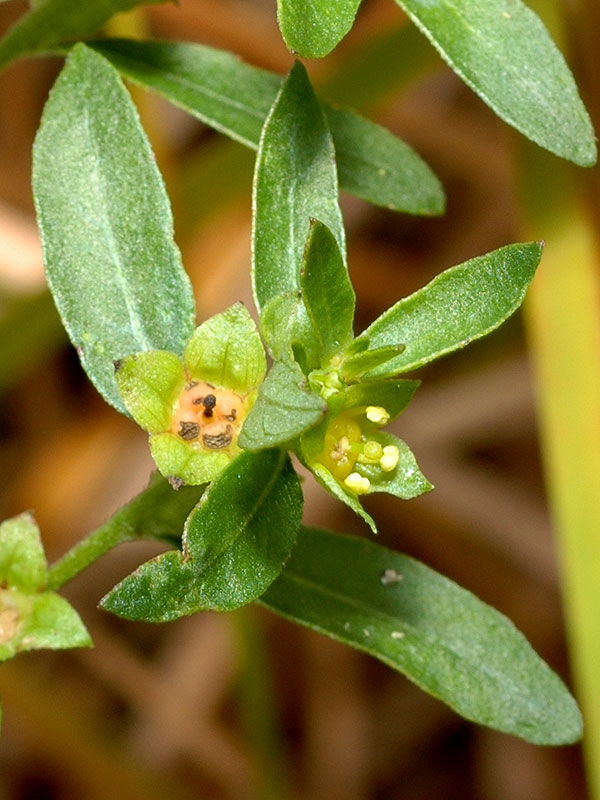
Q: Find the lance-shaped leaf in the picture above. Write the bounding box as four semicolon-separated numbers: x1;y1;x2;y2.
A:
0;0;167;73
276;0;363;59
252;60;346;311
101;450;303;620
357;242;543;377
0;514;91;661
325;107;444;216
394;0;596;167
301;220;355;365
239;361;327;451
260;527;583;745
340;344;405;381
33;44;195;415
88;38;444;216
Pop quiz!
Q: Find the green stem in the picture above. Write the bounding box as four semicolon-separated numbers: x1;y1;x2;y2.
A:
46;474;204;591
46;523;141;592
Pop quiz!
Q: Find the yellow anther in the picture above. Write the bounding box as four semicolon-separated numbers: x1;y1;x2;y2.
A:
380;445;399;472
365;406;390;425
344;472;371;494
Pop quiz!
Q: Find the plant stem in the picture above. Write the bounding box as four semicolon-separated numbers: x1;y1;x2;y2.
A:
46;522;142;592
46;475;204;591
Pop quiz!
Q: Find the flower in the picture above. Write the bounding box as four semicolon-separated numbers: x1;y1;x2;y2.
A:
115;303;266;487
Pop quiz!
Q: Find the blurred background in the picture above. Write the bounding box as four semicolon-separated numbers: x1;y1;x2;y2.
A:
1;0;599;797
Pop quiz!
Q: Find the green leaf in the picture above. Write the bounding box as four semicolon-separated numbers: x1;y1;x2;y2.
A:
0;513;46;593
184;304;266;394
301;221;355;364
324;107;444;215
253;61;345;312
32;43;195;415
115;351;185;434
340;345;405;381
88;38;445;215
0;0;166;72
356;432;433;500
239;361;327;451
0;590;91;661
276;0;363;58
260;527;583;745
101;450;303;620
359;242;543;377
394;0;596;167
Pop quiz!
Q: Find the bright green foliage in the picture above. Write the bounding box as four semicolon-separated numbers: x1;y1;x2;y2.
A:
356;242;544;377
116;305;267;487
276;0;363;58
261;527;583;745
394;0;597;167
101;450;303;620
0;514;91;663
252;61;345;311
0;0;166;72
33;43;195;414
239;361;327;451
88;38;445;216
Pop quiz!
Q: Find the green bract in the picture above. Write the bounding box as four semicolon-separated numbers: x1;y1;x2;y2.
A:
115;303;267;487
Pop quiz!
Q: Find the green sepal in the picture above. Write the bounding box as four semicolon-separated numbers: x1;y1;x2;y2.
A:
300;220;355;364
311;463;377;533
239;360;327;451
0;513;91;661
101;450;303;620
183;303;266;394
114;350;184;434
0;590;92;662
0;513;46;593
356;431;433;500
149;432;231;488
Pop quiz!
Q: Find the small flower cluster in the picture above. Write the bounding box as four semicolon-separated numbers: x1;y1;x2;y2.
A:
315;407;400;495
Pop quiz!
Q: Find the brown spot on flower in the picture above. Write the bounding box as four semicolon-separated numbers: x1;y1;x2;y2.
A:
179;421;200;440
202;424;233;449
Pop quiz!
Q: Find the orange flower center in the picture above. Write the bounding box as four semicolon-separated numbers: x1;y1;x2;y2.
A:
170;380;246;451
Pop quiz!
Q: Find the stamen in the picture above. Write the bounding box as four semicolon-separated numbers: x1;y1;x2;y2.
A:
344;472;371;494
380;445;399;472
365;406;390;425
